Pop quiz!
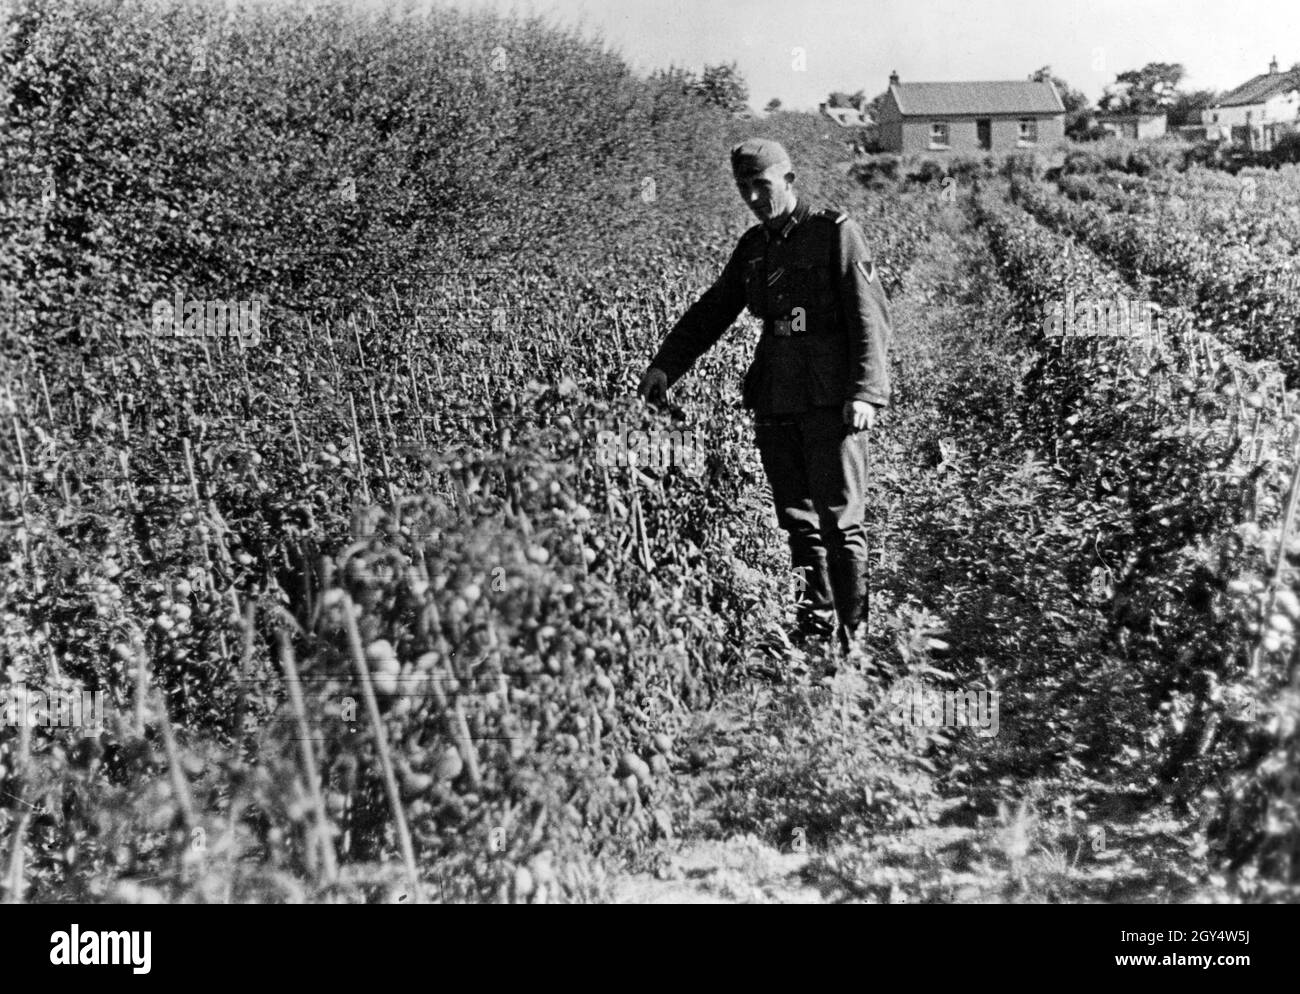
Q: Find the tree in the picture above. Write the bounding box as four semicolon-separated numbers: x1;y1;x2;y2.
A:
694;62;749;113
1102;62;1186;114
765;97;782;113
1168;88;1218;128
649;62;750;113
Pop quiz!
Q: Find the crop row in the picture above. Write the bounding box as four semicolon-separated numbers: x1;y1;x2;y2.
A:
974;187;1300;898
1055;169;1300;255
1064;162;1300;206
1012;176;1300;382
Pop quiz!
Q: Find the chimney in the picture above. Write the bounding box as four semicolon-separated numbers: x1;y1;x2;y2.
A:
1270;55;1279;74
889;70;899;86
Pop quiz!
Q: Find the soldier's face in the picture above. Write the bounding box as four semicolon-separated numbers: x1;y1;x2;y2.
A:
735;164;796;223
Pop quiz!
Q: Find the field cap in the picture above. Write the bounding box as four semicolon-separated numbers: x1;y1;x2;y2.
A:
731;138;792;177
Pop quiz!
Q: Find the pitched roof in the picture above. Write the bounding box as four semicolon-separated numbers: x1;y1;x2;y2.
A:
820;105;872;127
890;80;1064;116
1215;70;1300;107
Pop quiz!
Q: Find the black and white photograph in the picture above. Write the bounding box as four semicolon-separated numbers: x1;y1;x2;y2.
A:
0;0;1297;949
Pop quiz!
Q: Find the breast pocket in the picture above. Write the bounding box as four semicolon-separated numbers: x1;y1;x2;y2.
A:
789;263;836;317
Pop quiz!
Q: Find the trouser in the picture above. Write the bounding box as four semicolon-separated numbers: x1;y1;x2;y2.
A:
754;406;871;647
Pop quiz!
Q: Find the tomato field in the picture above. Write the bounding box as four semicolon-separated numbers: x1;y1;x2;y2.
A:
1;0;1297;903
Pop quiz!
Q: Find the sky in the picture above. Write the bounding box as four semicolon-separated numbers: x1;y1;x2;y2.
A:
430;0;1300;109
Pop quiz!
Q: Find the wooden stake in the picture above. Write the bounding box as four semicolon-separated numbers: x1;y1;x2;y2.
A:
154;686;198;838
3;658;33;903
339;592;422;902
289;409;305;464
351;315;368;375
133;644;150;737
368;386;398;509
233;596;255;739
1257;439;1300;677
37;370;53;423
277;630;338;885
182;436;202;502
347;392;372;505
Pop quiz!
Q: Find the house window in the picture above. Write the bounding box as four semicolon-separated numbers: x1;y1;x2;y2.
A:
1018;118;1038;144
1212;112;1219;122
929;122;950;148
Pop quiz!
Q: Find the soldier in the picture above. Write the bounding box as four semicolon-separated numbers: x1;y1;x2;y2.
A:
637;138;892;659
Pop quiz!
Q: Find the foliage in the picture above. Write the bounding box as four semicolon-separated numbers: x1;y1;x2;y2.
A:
1168;89;1219;129
654;61;750;114
4;0;1299;905
1102;62;1186;115
0;0;941;902
978;182;1300;899
1017;171;1300;377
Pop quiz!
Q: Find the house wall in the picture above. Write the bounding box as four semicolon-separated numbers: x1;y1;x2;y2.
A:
1204;92;1300;147
875;91;903;151
1099;116;1167;140
1267;91;1300;122
1204;90;1300;136
1137;115;1167;139
888;114;1063;154
877;92;901;122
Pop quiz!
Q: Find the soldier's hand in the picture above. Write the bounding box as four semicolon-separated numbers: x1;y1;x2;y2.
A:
638;367;668;405
844;400;876;432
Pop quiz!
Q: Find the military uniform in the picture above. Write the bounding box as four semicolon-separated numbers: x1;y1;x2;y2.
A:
648;149;892;650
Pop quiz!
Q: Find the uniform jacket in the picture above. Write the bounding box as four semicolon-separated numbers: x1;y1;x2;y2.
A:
650;198;892;416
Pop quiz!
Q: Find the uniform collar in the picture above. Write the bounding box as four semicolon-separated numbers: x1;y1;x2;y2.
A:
765;197;808;241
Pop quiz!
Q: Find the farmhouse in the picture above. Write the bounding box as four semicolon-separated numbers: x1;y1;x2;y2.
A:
876;71;1065;154
1203;57;1300;150
1097;112;1167;140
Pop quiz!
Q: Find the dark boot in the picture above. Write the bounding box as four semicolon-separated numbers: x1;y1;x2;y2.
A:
829;553;871;657
792;553;836;647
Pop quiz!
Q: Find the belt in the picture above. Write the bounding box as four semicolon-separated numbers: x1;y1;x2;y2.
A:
763;316;844;338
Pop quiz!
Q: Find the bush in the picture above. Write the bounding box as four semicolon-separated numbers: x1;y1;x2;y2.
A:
946;154;998;181
1061;148;1106;175
1185;140;1230;169
850;153;901;188
1268;131;1300;166
906;157;947;185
